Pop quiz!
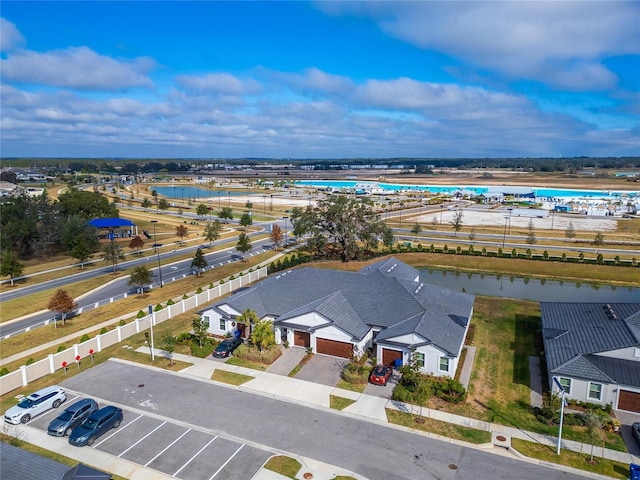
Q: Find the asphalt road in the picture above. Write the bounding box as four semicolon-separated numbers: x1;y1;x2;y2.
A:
0;236;275;338
61;361;592;480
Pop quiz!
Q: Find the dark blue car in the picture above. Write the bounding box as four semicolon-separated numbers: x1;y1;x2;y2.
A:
69;405;123;446
212;337;242;358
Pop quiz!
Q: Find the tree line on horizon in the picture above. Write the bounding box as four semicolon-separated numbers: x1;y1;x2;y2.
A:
1;156;638;177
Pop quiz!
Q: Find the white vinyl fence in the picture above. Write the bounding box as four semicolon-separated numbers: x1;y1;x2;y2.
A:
0;266;267;396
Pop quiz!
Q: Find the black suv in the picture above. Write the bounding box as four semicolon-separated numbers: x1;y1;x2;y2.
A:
212;337;242;358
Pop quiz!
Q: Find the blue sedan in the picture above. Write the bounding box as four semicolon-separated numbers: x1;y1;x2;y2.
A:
69;405;123;446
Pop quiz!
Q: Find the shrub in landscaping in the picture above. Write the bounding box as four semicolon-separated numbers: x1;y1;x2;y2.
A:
0;367;9;376
136;310;146;318
167;299;175;305
119;319;127;326
182;294;189;300
341;363;371;384
176;332;192;344
233;344;281;364
196;287;203;294
25;358;35;366
100;327;108;334
80;334;90;343
154;303;164;311
393;369;466;405
57;345;66;353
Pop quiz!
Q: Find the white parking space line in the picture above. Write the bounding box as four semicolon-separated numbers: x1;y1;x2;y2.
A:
144;428;192;467
118;421;167;457
93;414;142;448
173;436;218;477
209;444;244;480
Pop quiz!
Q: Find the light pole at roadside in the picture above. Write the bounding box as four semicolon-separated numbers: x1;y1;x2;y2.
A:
553;377;567;455
150;220;163;288
283;216;289;247
502;216;509;248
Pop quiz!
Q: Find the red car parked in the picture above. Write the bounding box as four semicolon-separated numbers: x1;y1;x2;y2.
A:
368;364;393;386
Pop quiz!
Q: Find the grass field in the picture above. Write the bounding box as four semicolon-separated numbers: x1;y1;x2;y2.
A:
0;252;274;365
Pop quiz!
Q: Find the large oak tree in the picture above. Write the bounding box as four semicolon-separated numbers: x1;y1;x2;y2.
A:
292;195;391;262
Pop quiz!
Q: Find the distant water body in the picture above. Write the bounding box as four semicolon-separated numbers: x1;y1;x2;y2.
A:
296;180;638;200
419;269;640;303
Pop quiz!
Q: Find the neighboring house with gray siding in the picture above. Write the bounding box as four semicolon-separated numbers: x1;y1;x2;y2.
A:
540;302;640;413
198;257;475;377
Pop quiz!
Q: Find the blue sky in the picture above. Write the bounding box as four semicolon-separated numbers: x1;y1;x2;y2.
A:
1;1;639;159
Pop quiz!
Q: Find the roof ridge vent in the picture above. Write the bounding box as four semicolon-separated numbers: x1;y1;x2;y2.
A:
414;283;423;294
604;304;617;320
387;263;397;273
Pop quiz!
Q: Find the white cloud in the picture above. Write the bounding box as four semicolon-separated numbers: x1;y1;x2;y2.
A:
317;1;640;91
176;73;261;94
0;18;25;52
273;67;354;94
1;46;155;90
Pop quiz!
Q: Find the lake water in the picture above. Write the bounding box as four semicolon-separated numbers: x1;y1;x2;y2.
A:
296;180;638;200
419;269;640;302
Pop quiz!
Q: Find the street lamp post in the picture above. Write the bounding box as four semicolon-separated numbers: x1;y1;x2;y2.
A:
553;377;567;455
283;216;288;247
502;216;509;248
507;208;513;234
440;204;444;224
150;220;163;288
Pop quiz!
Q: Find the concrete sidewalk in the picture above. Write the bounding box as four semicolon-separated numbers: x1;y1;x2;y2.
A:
144;347;640;479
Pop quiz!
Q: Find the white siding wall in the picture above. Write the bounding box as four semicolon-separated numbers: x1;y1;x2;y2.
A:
202;309;231;336
417;345;455;377
281;312;328;328
551;377;613;407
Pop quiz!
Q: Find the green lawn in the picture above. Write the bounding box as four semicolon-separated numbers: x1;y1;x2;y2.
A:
330;395;356;410
511;438;630;479
211;370;254;385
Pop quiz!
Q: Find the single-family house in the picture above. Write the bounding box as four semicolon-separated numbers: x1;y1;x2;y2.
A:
198;257;475;376
540;302;640;413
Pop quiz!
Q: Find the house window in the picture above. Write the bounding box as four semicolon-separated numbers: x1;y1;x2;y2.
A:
219;318;225;330
588;383;602;401
559;377;572;395
439;356;449;373
415;353;425;368
203;316;210;328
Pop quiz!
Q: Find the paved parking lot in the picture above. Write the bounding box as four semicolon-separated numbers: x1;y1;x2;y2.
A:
27;393;271;480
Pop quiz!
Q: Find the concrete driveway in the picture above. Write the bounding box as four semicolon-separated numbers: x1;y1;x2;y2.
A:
363;367;401;399
294;354;348;387
616;410;640;457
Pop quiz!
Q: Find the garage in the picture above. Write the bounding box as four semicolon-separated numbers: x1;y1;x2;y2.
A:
618;389;640;413
294;331;310;348
382;348;403;367
316;338;353;359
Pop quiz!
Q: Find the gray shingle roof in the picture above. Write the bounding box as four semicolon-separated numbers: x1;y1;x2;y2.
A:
0;442;71;480
201;258;474;354
541;302;640;384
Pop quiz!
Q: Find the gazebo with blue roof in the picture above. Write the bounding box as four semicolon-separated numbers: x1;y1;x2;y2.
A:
88;217;138;240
